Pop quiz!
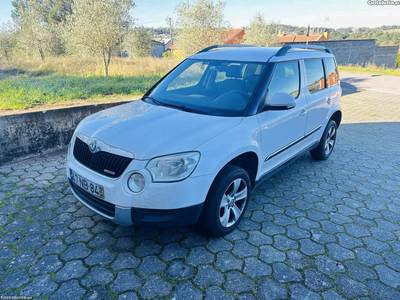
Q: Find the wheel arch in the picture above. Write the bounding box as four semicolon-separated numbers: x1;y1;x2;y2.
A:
330;110;342;128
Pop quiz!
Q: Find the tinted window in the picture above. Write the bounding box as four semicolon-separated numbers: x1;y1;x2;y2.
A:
324;57;339;87
267;61;300;101
148;59;265;117
304;59;326;92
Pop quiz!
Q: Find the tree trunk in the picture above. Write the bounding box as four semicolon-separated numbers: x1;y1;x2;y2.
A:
38;47;45;61
103;49;111;76
5;50;10;63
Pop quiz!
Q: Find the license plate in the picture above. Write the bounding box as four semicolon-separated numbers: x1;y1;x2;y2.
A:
70;169;104;199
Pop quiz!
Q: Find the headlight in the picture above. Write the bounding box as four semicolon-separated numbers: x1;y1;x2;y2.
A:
146;152;200;182
128;172;146;192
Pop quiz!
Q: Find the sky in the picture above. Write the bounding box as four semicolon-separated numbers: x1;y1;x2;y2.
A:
0;0;399;29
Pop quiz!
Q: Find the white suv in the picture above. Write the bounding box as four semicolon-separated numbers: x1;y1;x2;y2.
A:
66;44;342;236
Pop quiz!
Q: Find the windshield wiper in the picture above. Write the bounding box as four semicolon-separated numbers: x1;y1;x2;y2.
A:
143;96;209;115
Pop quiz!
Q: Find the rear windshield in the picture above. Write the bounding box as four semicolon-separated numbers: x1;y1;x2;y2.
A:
146;59;265;116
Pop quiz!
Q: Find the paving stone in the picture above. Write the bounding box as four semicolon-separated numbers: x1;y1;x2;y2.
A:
257;277;287;300
243;257;272;278
273;262;302;283
287;250;314;270
118;293;139;300
345;224;371;237
304;268;334;291
181;232;207;247
335;274;368;298
49;280;85;300
321;290;346;300
112;236;135;252
326;243;354;260
110;270;142;293
65;229;93;243
0;246;15;261
259;245;286;263
29;255;62;276
194;265;224;287
37;239;66;255
316;255;345;275
224;228;248;241
273;235;298;251
232;240;259;257
248;231;273;246
85;248;115;266
0;231;24;245
88;233;116;247
262;222;285;235
165;259;193;280
61;243;91;260
345;260;377;282
81;266;114;287
215;251;242;272
5;250;38;269
205;286;234;300
139;275;172;299
20;274;57;297
337;233;363;249
138;256;166;276
383;252;400;271
370;227;396;242
161;242;187;261
300;239;325;256
110;252;140;271
368;280;400;300
84;286;113;300
224;270;255;294
55;260;87;282
187;247;214;266
290;283;322;300
355;248;385;266
287;225;311;240
0;269;30;291
172;281;202;300
15;235;45;250
70;217;95;229
374;265;400;288
3;218;31;230
135;240;161;257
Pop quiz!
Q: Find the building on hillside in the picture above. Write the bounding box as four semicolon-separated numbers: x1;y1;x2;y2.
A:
278;31;330;43
150;40;166;57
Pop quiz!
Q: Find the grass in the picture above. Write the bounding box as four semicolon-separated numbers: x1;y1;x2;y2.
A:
0;74;161;110
0;56;180;111
339;62;400;77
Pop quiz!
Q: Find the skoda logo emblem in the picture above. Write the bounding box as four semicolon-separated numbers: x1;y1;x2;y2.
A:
88;139;97;153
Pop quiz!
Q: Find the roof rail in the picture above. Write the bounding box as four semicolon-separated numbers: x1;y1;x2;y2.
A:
275;44;332;57
197;44;260;54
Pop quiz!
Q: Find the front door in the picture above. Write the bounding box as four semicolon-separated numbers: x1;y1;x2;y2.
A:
257;60;308;177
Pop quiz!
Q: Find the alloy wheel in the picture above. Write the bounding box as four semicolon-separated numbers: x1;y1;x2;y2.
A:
219;178;248;228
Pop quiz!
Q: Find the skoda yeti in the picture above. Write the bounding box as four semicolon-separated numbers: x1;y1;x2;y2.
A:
66;44;342;236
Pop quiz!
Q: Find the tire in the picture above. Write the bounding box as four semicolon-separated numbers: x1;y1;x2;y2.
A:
310;120;337;161
197;164;251;236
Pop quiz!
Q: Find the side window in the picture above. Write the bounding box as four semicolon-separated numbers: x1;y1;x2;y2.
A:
324;57;339;87
267;61;300;101
304;59;326;93
167;61;208;91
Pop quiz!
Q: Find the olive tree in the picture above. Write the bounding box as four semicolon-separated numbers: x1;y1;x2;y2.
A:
0;22;16;64
64;0;135;76
175;0;230;57
244;13;279;47
124;27;153;58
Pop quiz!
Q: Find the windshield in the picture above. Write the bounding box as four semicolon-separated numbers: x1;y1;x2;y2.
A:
146;59;266;117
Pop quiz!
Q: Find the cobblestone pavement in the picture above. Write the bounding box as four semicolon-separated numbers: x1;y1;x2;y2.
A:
1;85;400;299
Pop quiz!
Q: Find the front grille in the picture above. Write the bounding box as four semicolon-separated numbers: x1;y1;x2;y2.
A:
73;137;132;178
70;179;115;217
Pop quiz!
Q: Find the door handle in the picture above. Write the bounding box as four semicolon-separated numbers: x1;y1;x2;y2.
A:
300;109;307;117
327;98;332;105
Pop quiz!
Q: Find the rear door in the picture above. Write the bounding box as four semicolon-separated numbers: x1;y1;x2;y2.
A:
301;58;332;148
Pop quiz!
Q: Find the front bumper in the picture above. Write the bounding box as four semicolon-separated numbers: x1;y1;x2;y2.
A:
66;142;214;227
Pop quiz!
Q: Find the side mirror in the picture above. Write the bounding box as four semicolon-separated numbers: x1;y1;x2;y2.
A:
268;92;296;110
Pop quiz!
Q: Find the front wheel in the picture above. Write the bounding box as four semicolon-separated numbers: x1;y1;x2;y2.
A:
197;165;251;236
310;120;337;160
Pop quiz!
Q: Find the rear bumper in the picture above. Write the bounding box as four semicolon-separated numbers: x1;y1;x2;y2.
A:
69;179;203;227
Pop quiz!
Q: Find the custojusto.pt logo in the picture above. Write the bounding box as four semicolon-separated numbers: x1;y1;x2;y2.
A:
367;0;400;5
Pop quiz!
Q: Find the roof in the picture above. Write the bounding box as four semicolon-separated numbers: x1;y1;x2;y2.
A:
278;33;328;43
224;28;245;44
190;45;334;63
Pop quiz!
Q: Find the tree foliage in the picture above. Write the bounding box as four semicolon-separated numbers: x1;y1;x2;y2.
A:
244;13;279;47
64;0;135;76
124;27;153;58
0;22;17;63
174;0;230;57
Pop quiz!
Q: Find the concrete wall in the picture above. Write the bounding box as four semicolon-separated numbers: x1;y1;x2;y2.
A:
0;101;131;165
374;46;399;68
283;40;399;68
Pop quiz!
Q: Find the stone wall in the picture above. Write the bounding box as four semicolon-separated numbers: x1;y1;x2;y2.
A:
0;101;132;165
283;40;399;68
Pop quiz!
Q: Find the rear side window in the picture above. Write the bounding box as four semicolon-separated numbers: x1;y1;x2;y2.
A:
267;61;300;100
304;59;326;92
324;57;339;87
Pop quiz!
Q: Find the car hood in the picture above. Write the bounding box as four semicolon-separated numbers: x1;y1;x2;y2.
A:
76;100;242;159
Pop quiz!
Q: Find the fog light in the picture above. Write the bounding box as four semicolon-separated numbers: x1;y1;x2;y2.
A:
128;172;145;193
